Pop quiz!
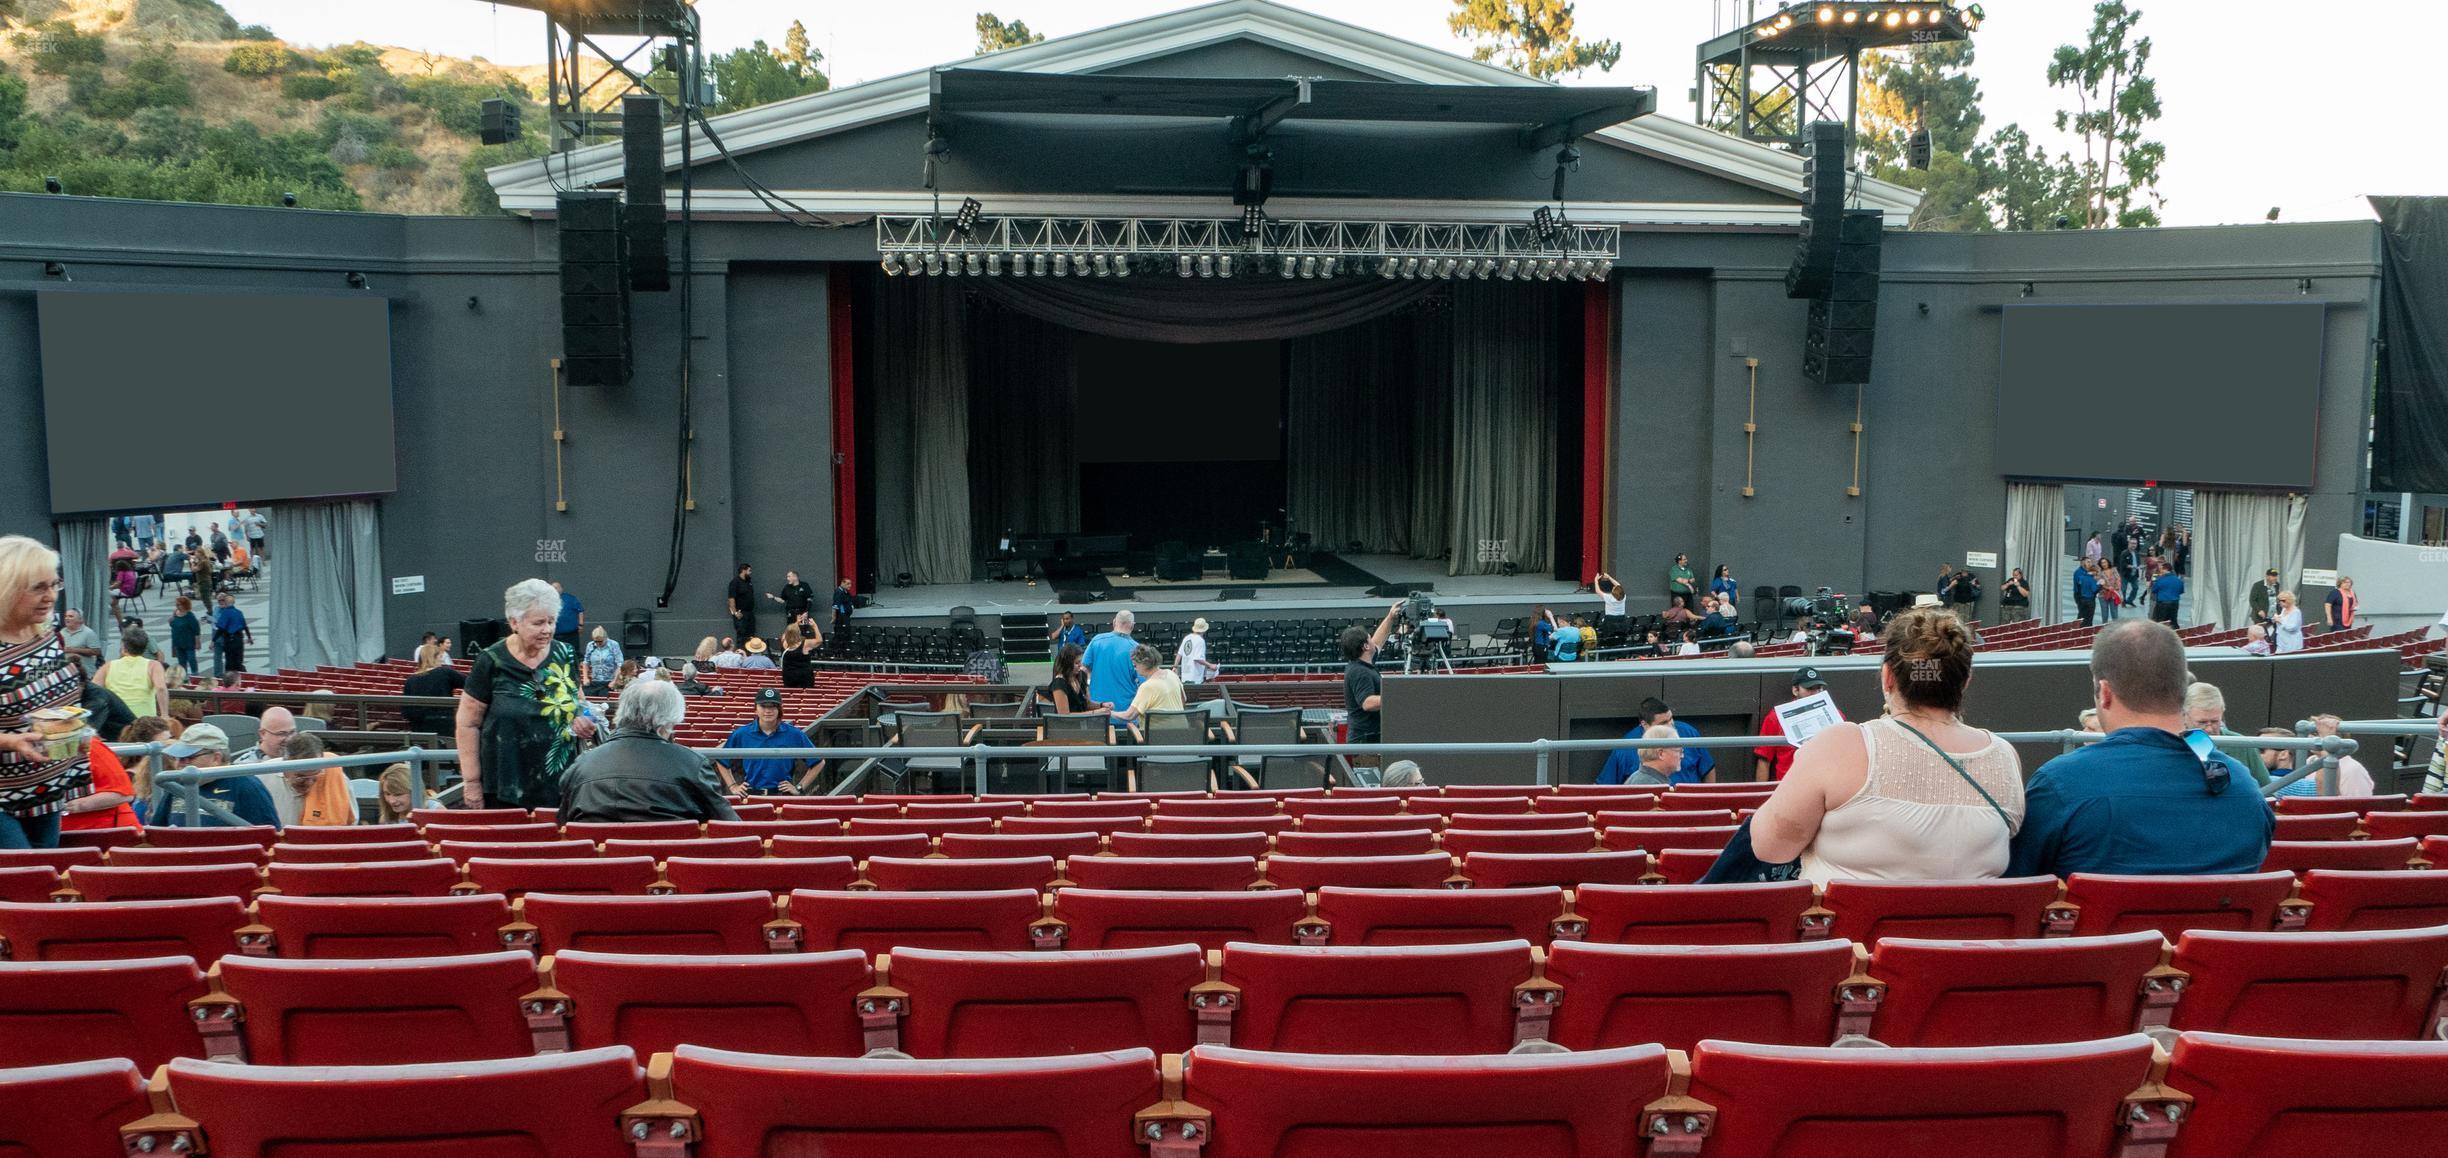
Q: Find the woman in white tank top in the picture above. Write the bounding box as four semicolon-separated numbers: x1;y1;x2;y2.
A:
1748;608;2024;882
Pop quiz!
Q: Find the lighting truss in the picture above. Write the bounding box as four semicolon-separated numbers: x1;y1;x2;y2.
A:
875;214;1619;280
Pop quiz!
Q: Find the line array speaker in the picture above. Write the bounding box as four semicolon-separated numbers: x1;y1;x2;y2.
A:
622;94;670;293
558;190;630;387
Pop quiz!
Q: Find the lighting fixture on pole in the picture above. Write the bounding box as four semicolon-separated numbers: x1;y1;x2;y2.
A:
1052;254;1069;277
953;196;983;235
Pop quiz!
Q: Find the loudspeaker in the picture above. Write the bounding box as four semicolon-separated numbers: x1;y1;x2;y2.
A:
624;203;668;293
479;98;520;145
621;95;669;293
1803;209;1884;386
458;616;507;657
558;190;629;387
1785;121;1850;300
1056;588;1105;604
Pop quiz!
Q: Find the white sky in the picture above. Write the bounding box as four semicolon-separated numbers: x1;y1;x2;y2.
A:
212;0;2444;226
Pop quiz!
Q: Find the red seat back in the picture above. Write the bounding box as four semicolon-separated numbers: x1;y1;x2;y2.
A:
1440;828;1598;857
1149;815;1299;836
1868;932;2166;1047
1062;856;1262;892
1598;825;1739;853
662;856;858;896
522;892;777;955
849;816;998;837
1000;815;1149;835
141;825;277;849
1106;831;1269;858
436;839;598;863
552;947;870;1058
2262;837;2422;873
2271;812;2361;841
0;1058;150;1158
597;836;763;862
1461;850;1652;890
0;956;206;1071
938;832;1105;860
254;894;513;959
422;822;561;844
268;840;437;864
1312;886;1566;946
705;818;841;840
1822;877;2063;942
2274;793;2407;815
1028;800;1153;818
0;846;104;871
0;865;59;904
1573;882;1813;945
2063;872;2297;938
863;855;1060;892
1155;798;1280;818
263;858;462;898
2357;812;2448;841
1436;812;1589;831
770;833;934;861
216;950;538;1065
1544;939;1855;1053
276;826;431;846
2170;926;2448;1040
784;888;1040;956
1283;796;1402;816
64;864;260;902
903;801;1029;820
464;856;660;899
1220;939;1534;1054
1296;814;1447;833
412;807;531;825
106;846;267;867
2297;869;2448;931
890;943;1204;1058
1535;793;1660;813
2163;1033;2448;1158
779;803;901;821
1403;796;1532;817
1662;789;1772;810
1052;888;1306;952
1272;829;1436;857
1261;853;1453;891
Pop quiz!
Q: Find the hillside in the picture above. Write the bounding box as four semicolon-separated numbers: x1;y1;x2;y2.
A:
0;0;549;214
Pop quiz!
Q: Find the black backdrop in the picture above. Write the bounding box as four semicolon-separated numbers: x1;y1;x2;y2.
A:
2371;197;2448;493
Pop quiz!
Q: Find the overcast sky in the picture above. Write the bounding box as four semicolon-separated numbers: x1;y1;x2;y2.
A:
213;0;2441;227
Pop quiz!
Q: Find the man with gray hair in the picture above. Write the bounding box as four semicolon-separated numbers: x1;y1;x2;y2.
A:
1083;609;1142;723
557;679;737;823
2183;679;2270;787
233;706;304;826
2007;620;2271;877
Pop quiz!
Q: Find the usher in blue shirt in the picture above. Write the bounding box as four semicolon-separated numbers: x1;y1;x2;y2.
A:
722;721;812;790
2006;727;2272;878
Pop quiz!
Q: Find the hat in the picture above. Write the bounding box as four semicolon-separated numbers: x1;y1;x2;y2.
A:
1912;593;1943;609
755;688;783;707
1792;666;1826;691
640;655;664;670
1192;617;1210;633
164;722;230;758
744;637;768;654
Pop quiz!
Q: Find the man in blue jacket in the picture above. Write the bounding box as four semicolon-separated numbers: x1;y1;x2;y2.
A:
2073;565;2100;627
2007;620;2273;877
1598;697;1717;786
152;723;282;828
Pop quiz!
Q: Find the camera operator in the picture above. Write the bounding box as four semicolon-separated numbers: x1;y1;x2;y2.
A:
1339;601;1403;766
1847;601;1879;642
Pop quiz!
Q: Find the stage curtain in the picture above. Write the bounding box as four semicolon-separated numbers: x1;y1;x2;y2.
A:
53;517;110;646
973;272;1435;344
966;298;1079;573
266;499;386;669
1444;283;1558;575
870;278;974;585
2194;489;2306;631
2369;197;2448;493
1286;309;1450;557
2004;482;2065;625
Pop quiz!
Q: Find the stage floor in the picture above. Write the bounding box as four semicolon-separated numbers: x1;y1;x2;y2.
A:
859;554;1585;620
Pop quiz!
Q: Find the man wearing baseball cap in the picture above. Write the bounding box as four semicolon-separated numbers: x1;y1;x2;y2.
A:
1752;667;1828;782
718;687;816;795
152;723;283;828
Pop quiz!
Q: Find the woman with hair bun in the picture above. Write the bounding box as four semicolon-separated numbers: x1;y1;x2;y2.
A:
1747;607;2024;881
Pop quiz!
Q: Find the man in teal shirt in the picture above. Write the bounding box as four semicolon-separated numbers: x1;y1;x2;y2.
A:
1082;610;1143;723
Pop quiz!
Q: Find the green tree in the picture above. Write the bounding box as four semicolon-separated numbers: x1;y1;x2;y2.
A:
1447;0;1619;80
1858;41;1992;231
0;63;25;153
1982;123;2082;232
707;35;827;114
2046;0;2164;227
975;12;1043;54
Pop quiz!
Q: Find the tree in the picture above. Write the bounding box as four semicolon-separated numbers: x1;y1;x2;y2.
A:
783;20;820;77
975;12;1044;54
2046;1;2164;227
1447;0;1620;80
1983;123;2082;232
1857;41;1993;231
707;33;827;115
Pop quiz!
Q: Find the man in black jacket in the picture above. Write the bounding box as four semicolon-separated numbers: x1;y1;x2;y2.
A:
559;679;738;823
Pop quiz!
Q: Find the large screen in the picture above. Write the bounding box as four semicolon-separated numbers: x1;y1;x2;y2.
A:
1995;302;2324;488
1073;336;1282;462
39;290;397;514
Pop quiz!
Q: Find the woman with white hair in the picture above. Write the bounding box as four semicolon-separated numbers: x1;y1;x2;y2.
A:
455;578;596;809
582;626;625;693
2271;590;2306;654
1377;760;1427;789
558;678;737;823
0;535;94;848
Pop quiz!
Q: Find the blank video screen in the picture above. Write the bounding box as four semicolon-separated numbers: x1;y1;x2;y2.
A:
1074;336;1283;462
39;290;397;515
1995;302;2324;488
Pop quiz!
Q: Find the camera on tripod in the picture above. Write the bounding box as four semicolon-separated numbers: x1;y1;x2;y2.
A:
1781;586;1855;655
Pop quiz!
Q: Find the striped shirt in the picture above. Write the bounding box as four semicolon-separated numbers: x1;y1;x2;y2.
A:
0;632;95;817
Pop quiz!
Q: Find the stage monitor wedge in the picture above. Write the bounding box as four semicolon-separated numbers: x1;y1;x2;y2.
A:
559;190;630;387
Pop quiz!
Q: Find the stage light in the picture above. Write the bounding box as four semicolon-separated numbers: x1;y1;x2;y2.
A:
1774;13;1792;28
1320;257;1338;278
1033;254;1049;276
986;253;1002;276
1298;256;1317;279
923;253;943;275
1180;255;1195;277
1817;5;1834;19
942;254;961;277
1010;253;1027;277
1241;204;1266;240
1401;257;1420;278
1841;9;1858;21
1091;254;1109;277
953;197;983;236
1380;258;1399;279
965;253;983;276
1885;9;1901;25
1219;255;1234;278
880;256;901;276
1114;254;1131;278
1052;254;1069;277
1198;255;1215;278
1500;258;1519;279
1282;257;1298;279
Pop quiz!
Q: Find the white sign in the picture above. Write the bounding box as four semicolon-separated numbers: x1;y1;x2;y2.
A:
2299;568;2338;587
2097;498;2108;509
1774;690;1846;748
390;575;426;596
1965;551;1998;569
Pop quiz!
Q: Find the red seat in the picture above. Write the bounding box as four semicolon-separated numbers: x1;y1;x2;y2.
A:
2062;872;2300;938
2169;926;2448;1040
1648;848;1723;885
562;821;705;843
1262;852;1454;890
1106;831;1271;858
1219;939;1537;1054
2357;811;2448;841
264;858;462;898
546;947;870;1058
726;802;777;820
253;894;513;959
1685;1034;2161;1156
0;846;104;871
140;825;277;849
412;807;531;825
1062;855;1261;891
904;801;1029;820
0;865;58;903
1272;829;1436;857
1867;932;2169;1047
864;855;1060;892
0;897;243;962
1444;784;1556;798
0;956;206;1070
2162;1032;2448;1157
1592;808;1739;828
2297;869;2448;931
1440;828;1598;857
1283;796;1402;816
63;863;261;902
279;825;430;845
1461;850;1652;889
1821;876;2063;942
1543;939;1858;1053
781;888;1040;956
705;818;841;839
1662;789;1773;810
938;831;1104;860
780;803;901;821
886;943;1204;1058
2274;793;2407;815
52;827;140;851
1029;799;1153;818
1180;1042;1671;1158
1535;793;1660;813
770;833;934;861
1000;814;1148;835
133;1047;646;1157
860;795;959;806
1598;824;1739;853
2262;837;2422;873
1574;882;1815;944
208;950;539;1064
849;816;998;837
663;856;858;895
662;1044;1156;1158
599;836;764;862
0;1058;151;1158
1050;888;1307;951
2271;811;2362;841
521;891;778;955
1559;782;1670;795
268;840;437;864
1155;798;1281;817
1297;814;1447;833
463;855;660;899
1436;812;1589;831
436;839;599;863
1149;815;1299;836
1403;796;1533;817
1311;885;1568;946
422;822;561;843
104;845;268;867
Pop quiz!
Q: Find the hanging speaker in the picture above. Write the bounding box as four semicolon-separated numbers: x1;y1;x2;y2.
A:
1785;120;1850;300
621;95;669;293
558;190;629;387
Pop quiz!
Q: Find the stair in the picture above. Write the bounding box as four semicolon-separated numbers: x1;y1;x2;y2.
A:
1001;613;1051;663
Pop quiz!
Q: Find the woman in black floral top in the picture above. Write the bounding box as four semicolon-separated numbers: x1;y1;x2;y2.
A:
0;536;92;848
455;578;597;809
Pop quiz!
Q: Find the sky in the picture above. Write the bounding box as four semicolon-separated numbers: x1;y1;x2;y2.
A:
210;0;2445;227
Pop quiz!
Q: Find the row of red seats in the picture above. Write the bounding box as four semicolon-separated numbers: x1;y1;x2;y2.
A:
15;1033;2443;1157
10;923;2447;1073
